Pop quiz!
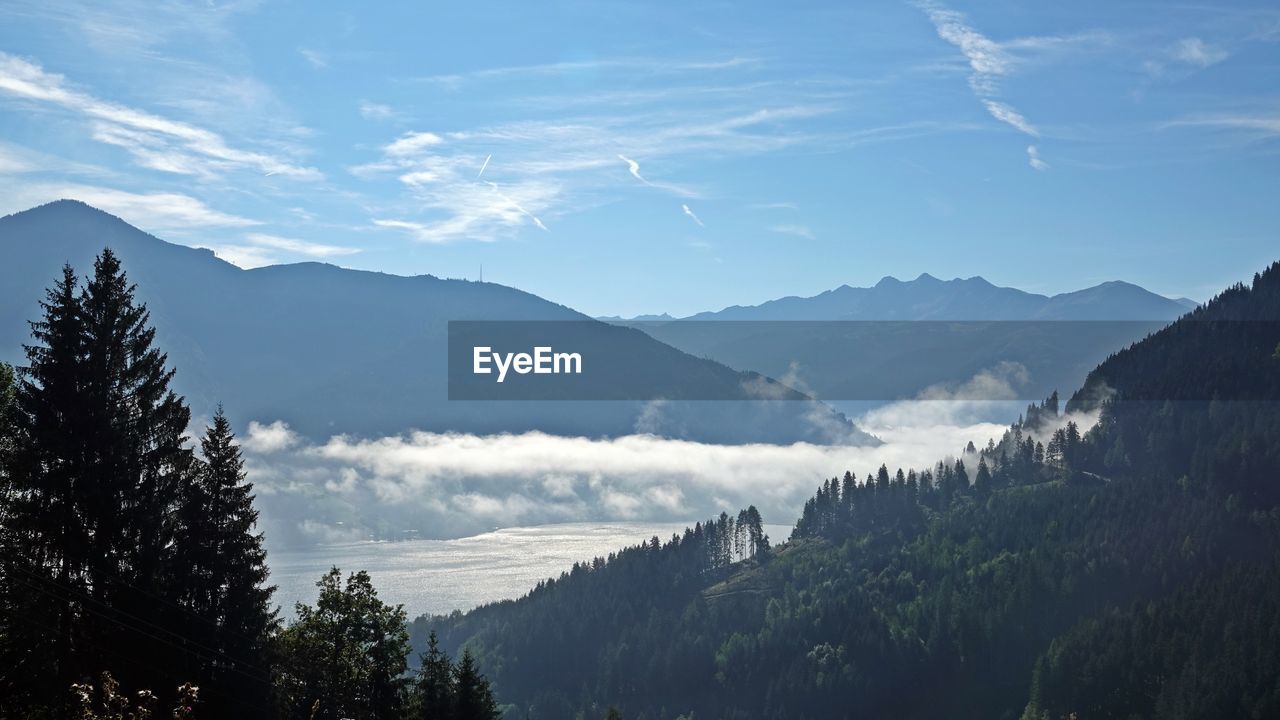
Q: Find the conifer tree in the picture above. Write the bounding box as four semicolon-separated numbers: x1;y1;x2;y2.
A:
3;252;196;706
414;631;455;720
5;264;89;701
76;249;194;689
174;407;277;717
974;457;992;494
453;648;500;720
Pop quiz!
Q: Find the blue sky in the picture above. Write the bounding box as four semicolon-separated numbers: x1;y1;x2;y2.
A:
0;0;1277;317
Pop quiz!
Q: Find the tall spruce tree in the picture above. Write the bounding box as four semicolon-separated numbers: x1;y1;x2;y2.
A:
453;649;500;720
4;264;90;705
2;252;198;708
414;631;456;720
174;407;277;717
76;248;194;691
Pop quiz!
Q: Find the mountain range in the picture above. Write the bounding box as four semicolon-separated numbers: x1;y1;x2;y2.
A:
604;273;1196;322
0;200;1199;443
600;275;1196;405
0;200;866;445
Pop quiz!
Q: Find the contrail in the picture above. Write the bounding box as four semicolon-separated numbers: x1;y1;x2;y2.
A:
477;154;491;179
618;153;697;198
618;154;646;183
485;181;549;232
682;204;704;227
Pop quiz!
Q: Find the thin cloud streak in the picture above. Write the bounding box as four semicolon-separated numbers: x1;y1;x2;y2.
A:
771;224;814;239
413;56;761;87
359;101;398;121
915;2;1045;146
984;100;1039;137
617;154;699;198
353;104;836;242
242;232;361;257
0;52;322;180
1162;113;1280;136
485;181;550;232
3;182;258;230
1173;37;1228;68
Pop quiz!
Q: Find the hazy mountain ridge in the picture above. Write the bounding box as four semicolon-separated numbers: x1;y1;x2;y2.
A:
596;274;1194;406
0;200;869;445
607;272;1194;322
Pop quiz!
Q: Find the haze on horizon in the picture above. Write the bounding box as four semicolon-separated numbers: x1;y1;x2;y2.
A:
1;0;1278;317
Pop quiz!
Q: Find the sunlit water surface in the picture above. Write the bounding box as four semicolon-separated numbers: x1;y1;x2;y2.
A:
268;521;790;620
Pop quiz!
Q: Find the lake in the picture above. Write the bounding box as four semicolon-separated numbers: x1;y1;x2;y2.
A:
268;521;791;620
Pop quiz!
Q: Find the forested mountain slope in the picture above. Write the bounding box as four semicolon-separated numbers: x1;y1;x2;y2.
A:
418;261;1280;720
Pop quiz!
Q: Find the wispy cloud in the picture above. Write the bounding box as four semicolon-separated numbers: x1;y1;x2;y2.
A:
384;131;444;156
2;182;258;230
249;232;359;255
681;204;704;227
983;100;1038;137
770;224;814;239
1026;144;1049;170
413;56;761;88
617;154;699;198
209;233;362;269
1172;37;1228;68
0;145;33;174
915;1;1011;93
371;171;557;243
359;101;398;121
351;51;975;245
0;0;261;55
484;181;550;232
915;2;1048;151
619;154;646;182
1144;37;1231;78
1161;113;1280;140
367;144;558;244
298;47;328;69
353;103;833;242
0;141;117;180
0;52;321;180
205;244;277;269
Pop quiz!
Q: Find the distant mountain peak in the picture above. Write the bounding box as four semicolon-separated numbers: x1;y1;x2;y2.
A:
21;198;115;218
665;271;1191;322
6;198;166;245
